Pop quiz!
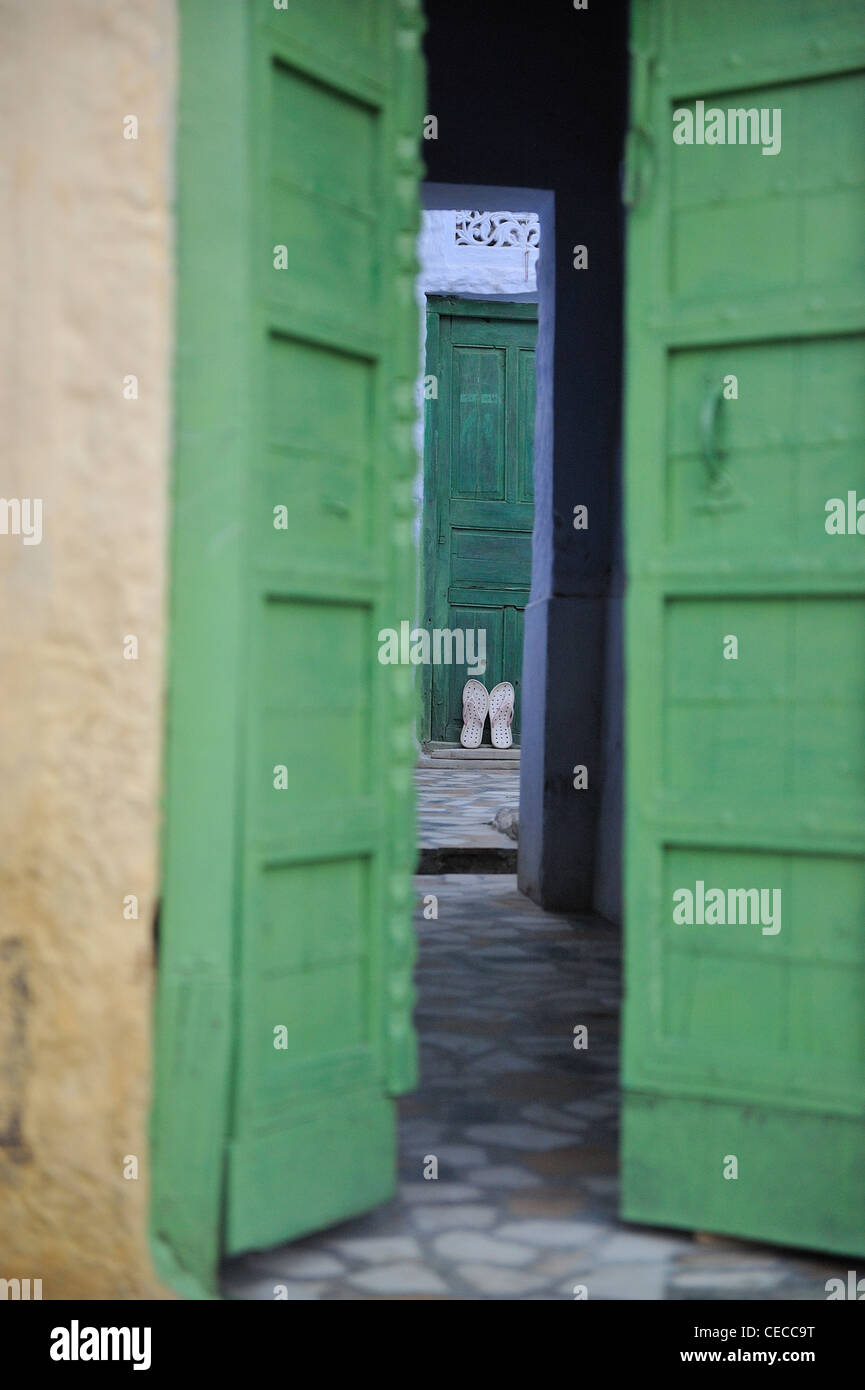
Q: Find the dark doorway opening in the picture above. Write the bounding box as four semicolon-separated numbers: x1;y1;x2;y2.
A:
413;183;551;875
423;0;628;917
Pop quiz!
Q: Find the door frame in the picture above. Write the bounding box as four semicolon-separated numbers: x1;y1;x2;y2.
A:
150;0;251;1301
420;295;539;745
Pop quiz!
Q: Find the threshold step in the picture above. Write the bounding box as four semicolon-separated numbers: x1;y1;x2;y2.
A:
423;741;520;761
416;846;518;874
417;760;519;771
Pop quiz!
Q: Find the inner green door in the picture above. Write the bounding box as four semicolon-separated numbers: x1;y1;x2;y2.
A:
153;0;425;1295
622;0;865;1256
423;299;537;744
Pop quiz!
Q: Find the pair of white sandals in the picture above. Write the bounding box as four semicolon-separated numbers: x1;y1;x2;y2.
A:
460;679;515;750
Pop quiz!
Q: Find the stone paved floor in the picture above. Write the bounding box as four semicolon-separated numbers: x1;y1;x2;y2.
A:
415;766;520;850
222;875;841;1301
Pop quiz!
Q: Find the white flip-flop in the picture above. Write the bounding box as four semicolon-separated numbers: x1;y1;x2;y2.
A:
460;679;489;748
488;681;515;749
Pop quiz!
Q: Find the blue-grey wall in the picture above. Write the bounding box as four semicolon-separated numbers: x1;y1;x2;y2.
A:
423;0;628;917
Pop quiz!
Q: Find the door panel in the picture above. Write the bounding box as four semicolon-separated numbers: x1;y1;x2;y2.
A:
453;347;507;497
622;0;865;1255
424;300;537;743
450;528;532;589
516;345;536;504
665;337;865;557
154;0;425;1287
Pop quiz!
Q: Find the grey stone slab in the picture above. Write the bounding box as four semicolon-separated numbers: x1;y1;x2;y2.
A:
433;1144;489;1168
399;1181;484;1204
511;1035;574;1053
677;1250;790;1269
428;1005;506;1020
411;1204;499;1233
574;1261;670;1301
467;1165;543;1190
519;1103;588;1132
563;1100;617;1119
399;1121;446;1144
497;1219;605;1249
457;1264;552;1296
767;1285;831;1301
533;1250;596;1279
582;1177;619;1196
598;1231;692;1262
348;1262;449;1295
670;1268;786;1294
272;1281;327;1301
423;1033;497;1056
331;1235;422;1264
466;1052;538;1074
472;946;533;960
465;1122;578;1151
433;1231;537;1266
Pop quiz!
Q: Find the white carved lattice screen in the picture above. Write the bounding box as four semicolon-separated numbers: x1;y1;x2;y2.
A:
454;211;540;281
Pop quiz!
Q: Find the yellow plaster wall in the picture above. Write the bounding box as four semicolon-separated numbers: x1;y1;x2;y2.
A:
0;0;176;1298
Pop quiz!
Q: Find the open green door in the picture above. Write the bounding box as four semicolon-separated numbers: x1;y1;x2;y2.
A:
153;0;425;1295
622;0;865;1255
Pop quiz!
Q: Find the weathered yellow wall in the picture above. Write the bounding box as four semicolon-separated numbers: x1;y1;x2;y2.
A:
0;0;176;1298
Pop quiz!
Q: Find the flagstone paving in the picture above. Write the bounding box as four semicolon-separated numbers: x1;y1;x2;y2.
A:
222;874;842;1301
414;766;519;850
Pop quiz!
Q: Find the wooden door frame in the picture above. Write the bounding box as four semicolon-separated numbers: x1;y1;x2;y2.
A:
150;0;252;1301
420;295;539;745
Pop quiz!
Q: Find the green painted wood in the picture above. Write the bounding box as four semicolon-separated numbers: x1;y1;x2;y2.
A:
154;0;425;1286
422;299;537;744
150;0;253;1300
621;0;865;1257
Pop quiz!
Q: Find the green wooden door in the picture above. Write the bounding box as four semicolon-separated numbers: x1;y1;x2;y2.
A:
152;0;424;1295
622;0;865;1256
423;299;537;744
